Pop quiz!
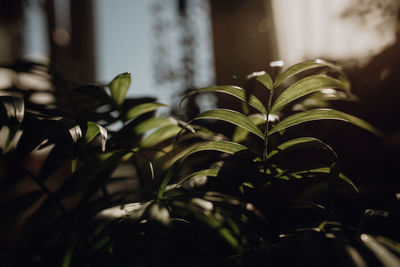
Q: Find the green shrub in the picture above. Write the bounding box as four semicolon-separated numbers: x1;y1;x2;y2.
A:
1;59;399;267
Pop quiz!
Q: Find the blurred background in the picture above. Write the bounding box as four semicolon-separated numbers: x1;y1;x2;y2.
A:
1;0;400;192
1;0;399;105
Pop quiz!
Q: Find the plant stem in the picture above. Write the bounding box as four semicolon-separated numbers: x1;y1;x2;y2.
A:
263;88;275;178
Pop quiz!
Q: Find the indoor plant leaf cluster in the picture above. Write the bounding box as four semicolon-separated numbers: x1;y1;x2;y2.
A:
1;59;399;267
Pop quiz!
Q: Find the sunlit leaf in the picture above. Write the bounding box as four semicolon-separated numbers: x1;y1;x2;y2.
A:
270;75;349;114
73;121;107;173
360;234;400;267
267;137;336;160
148;202;170;225
125;102;168;120
157;161;180;198
159;143;203;171
84;121;107;151
194;86;267;114
0;96;24;152
232;113;266;143
183;141;247;160
194;109;264;140
0;95;24;124
109;72;131;106
176;169;220;187
375;236;400;255
275;59;342;87
17;115;82;162
133;117;176;135
140;125;182;148
255;72;274;91
268;108;384;137
159;141;247;176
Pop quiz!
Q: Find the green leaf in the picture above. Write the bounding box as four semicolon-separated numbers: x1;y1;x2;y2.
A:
126;102;168;120
160;141;247;173
267;137;336;159
140;125;182;148
84;121;107;151
246;71;274;91
277;167;357;192
0;96;24;152
361;234;400;267
275;59;342;87
56;150;134;198
183;141;247;160
39;139;76;180
176;169;220;187
71;158;78;173
62;246;74;267
0;95;24;125
255;72;274;91
159;143;203;171
375;236;400;255
232;113;266;142
109;72;131;106
157;161;180;198
196;86;267;115
16;115;82;162
172;200;241;251
270;75;349;114
268;108;384;137
133;117;176;135
194;109;264;140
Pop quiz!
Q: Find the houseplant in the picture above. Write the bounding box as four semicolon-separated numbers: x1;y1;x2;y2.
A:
1;59;399;266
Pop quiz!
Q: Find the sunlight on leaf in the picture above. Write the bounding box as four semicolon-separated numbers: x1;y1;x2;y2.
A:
85;121;107;151
376;236;400;255
126;102;168;120
140;125;182;148
177;169;219;187
97;202;152;220
256;72;274;90
159;141;247;184
194;86;267;115
360;234;400;267
268;108;384;137
0;96;24;152
148;202;170;225
275;59;342;87
133;117;176;135
194;109;264;140
270;75;349;114
0;96;24;124
109;72;131;106
183;141;247;161
232;113;266;143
